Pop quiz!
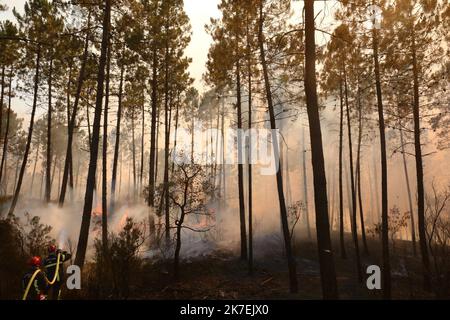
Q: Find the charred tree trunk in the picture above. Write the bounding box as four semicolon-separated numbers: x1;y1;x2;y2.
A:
247;49;254;275
8;46;41;216
74;0;111;269
45;58;53;203
356;89;369;255
338;77;346;259
140;103;145;192
102;43;111;255
110;63;125;214
236;60;248;260
0;66;5;141
304;0;338;299
343;66;362;282
411;28;431;290
258;3;297;293
131;110;137;202
148;49;158;207
302;127;311;239
59;15;91;206
0;71;12;187
399;125;416;255
372;26;391;299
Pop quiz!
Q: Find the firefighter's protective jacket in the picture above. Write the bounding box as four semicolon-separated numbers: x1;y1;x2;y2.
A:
43;251;72;283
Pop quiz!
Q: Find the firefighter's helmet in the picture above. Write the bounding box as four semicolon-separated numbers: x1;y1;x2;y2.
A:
29;256;42;267
48;244;57;253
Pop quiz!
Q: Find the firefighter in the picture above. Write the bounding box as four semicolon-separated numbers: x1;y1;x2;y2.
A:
43;244;72;300
22;256;47;300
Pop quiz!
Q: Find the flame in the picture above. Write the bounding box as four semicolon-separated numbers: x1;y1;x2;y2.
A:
118;211;129;230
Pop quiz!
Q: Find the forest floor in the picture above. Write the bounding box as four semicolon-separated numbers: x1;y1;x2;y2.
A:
82;232;436;300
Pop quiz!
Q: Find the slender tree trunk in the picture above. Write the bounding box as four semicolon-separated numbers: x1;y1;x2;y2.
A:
131;111;137;202
148;48;158;207
399;125;416;255
356;88;369;255
0;71;12;187
258;3;297;293
59;15;91;206
102;43;111;255
74;0;111;269
0;66;5;140
110;63;125;214
66;63;74;198
140;103;145;192
304;0;338;299
372;26;391;299
8;46;41;216
338;77;346;259
236;60;248;260
174;210;186;280
343;66;362;282
302;127;311;239
247;34;253;274
45;58;53;203
411;28;430;290
171;99;180;175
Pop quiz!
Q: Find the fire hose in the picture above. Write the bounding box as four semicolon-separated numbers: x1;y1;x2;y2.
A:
22;252;61;300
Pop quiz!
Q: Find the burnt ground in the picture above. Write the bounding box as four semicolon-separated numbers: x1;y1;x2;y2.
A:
74;232;439;300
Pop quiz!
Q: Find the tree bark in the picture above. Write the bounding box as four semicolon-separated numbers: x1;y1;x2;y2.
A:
302;127;311;239
356;88;369;255
372;26;391;299
304;0;338;299
236;60;248;260
0;71;12;187
148;48;158;207
258;2;297;293
59;14;91;206
343;66;362;282
399;125;416;255
74;0;111;269
102;42;111;255
110;63;125;214
45;58;53;203
338;77;346;259
411;27;431;290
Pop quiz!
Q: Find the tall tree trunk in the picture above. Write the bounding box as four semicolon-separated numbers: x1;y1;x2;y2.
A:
302;127;311;239
356;88;369;255
372;26;391;299
0;66;5;141
0;71;12;187
148;48;158;207
131;110;137;202
247;32;253;274
59;14;91;206
399;125;416;255
45;58;53;203
110;63;125;214
304;0;338;299
411;28;430;290
74;0;111;269
343;66;362;282
102;43;111;255
236;60;248;260
8;46;41;216
258;3;297;293
66;63;74;198
338;77;346;259
140;103;145;192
